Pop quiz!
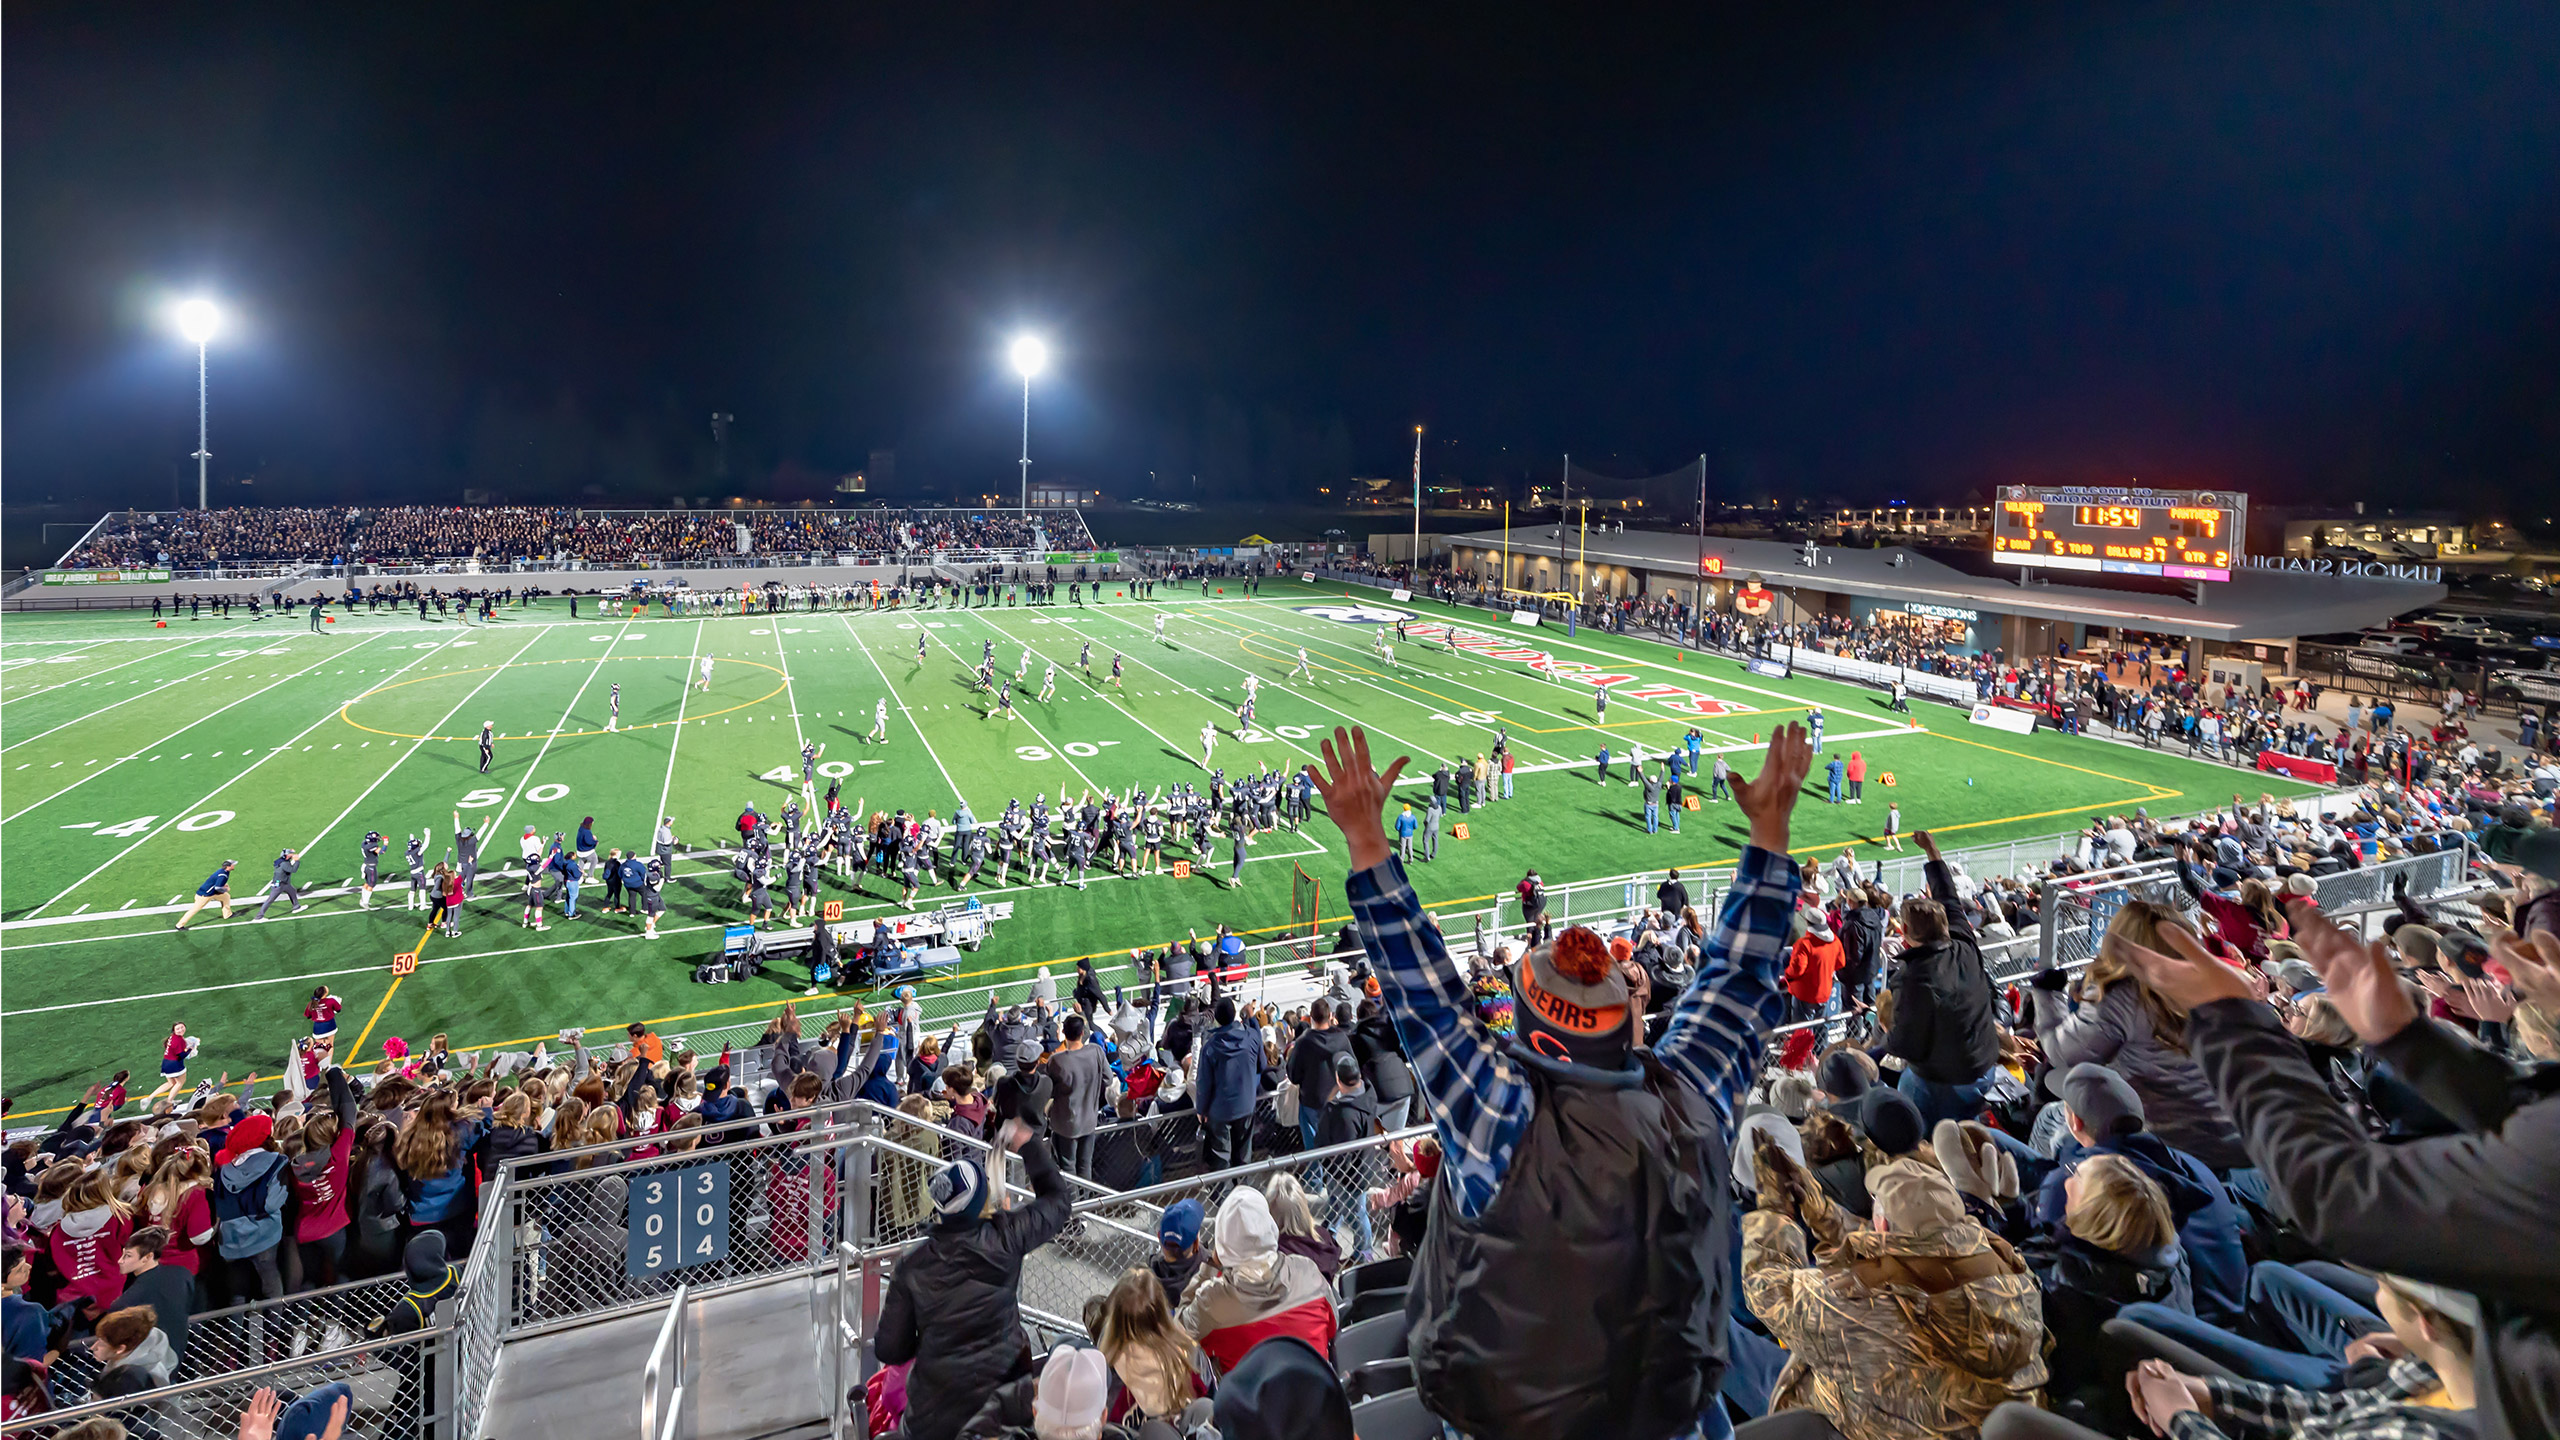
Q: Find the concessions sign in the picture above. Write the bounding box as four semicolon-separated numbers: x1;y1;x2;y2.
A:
44;569;171;585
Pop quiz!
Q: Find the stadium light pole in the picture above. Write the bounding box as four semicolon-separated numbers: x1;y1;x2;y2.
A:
176;299;221;509
1410;426;1423;576
1009;335;1047;511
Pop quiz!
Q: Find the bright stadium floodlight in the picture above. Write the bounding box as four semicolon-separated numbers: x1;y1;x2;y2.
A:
176;298;222;345
1009;334;1048;379
173;298;225;508
1009;333;1049;509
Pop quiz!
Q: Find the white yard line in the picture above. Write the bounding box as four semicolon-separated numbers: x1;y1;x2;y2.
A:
23;632;475;918
653;619;707;827
839;613;968;807
919;616;1104;794
1226;606;1597;759
988;606;1319;772
2;644;288;754
1087;601;1453;767
0;835;1338;1006
294;627;552;870
488;619;630;841
2;633;396;823
0;621;268;720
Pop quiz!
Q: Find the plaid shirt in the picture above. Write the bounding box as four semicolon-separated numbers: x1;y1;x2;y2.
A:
1346;843;1798;1221
2168;1361;2471;1440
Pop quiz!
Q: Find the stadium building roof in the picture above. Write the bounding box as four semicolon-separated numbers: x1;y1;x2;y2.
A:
1446;527;2443;642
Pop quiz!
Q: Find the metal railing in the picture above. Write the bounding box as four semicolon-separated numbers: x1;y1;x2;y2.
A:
177;1272;407;1383
25;1328;449;1440
642;1283;693;1440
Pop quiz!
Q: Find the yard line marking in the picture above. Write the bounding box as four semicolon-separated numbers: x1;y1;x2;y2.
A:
1209;605;1585;760
922;619;1102;791
1090;602;1449;766
488;619;631;842
3;633;396;823
296;627;551;874
653;619;707;831
0;620;265;710
983;606;1319;771
3;638;278;754
22;632;468;919
839;615;966;806
344;926;433;1062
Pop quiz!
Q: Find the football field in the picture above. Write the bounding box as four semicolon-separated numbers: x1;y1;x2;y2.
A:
0;578;2320;1114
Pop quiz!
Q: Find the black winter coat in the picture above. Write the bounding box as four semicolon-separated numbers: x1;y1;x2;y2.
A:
873;1136;1074;1440
1348;1015;1416;1104
1883;860;2001;1085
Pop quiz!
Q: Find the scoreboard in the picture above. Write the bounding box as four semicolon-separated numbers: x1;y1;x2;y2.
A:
1993;485;2244;582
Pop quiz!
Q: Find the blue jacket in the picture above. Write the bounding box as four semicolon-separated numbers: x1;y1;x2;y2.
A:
403;1115;487;1224
1195;1021;1265;1124
213;1150;291;1258
2037;1129;2246;1327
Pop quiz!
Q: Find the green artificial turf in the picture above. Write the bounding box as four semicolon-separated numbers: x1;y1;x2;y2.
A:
0;579;2320;1114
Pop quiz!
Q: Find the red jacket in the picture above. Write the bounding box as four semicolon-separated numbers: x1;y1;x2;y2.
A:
1784;932;1844;1005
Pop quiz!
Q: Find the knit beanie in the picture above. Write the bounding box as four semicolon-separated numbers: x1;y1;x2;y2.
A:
1816;1051;1873;1101
928;1157;991;1222
1033;1346;1110;1440
1215;1186;1281;1281
1509;926;1633;1068
1859;1088;1925;1157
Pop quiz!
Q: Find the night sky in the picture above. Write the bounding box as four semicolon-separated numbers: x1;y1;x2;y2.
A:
8;4;2559;512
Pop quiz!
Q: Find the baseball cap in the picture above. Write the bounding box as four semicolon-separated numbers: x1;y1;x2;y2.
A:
1158;1197;1205;1253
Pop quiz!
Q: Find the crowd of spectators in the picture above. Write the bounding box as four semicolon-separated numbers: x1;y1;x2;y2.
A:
14;709;2560;1439
57;506;1094;572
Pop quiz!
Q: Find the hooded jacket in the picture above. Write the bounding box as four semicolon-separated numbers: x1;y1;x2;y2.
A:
1176;1251;1338;1375
214;1149;292;1258
1209;1335;1355;1440
2030;1231;2188;1408
372;1230;459;1338
92;1326;178;1398
49;1204;135;1310
2030;983;2249;1171
1194;1021;1264;1125
1742;1198;2048;1440
872;1137;1073;1440
2033;1130;2246;1327
1349;1013;1417;1105
1883;860;2003;1086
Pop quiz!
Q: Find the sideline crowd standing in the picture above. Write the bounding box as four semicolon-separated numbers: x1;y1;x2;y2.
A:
9;711;2560;1438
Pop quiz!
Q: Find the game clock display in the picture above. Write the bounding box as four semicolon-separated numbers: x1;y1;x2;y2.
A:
1993;485;2245;581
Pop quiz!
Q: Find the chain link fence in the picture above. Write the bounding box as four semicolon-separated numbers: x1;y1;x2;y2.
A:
177;1274;409;1383
28;1329;447;1440
499;1123;843;1332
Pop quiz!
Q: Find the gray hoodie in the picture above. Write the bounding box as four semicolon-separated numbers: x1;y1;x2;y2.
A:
94;1326;178;1397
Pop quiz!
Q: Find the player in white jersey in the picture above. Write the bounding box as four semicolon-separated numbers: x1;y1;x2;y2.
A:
870;696;890;743
1037;663;1057;703
1199;723;1217;770
1015;648;1031;684
608;682;621;731
1154;612;1167;643
698;656;714;693
1290;646;1313;681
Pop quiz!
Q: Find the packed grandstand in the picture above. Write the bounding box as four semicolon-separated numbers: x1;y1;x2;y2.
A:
8;662;2556;1440
53;504;1097;570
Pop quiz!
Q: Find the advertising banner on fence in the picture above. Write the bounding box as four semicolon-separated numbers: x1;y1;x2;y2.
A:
1968;703;2040;736
1509;609;1542;627
1042;551;1121;564
43;569;171;585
